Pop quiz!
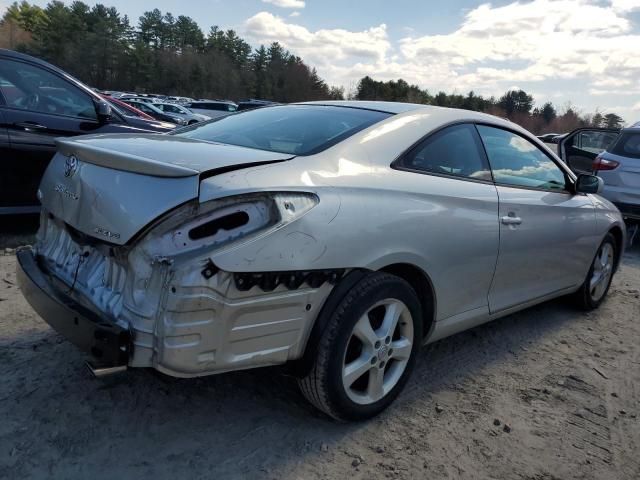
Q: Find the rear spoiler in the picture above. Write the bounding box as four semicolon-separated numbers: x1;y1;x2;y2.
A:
55;138;198;178
55;138;293;179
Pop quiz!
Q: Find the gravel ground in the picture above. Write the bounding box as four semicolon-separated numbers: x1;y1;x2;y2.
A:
0;232;639;479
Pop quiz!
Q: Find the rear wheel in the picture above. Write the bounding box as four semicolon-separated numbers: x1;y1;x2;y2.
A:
298;272;422;421
573;233;617;310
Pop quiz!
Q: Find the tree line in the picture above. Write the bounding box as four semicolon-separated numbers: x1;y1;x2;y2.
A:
353;77;625;134
0;1;625;133
0;1;344;102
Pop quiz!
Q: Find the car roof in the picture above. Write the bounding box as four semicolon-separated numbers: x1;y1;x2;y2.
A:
0;48;100;100
193;99;236;105
293;101;517;130
0;48;55;69
297;100;428;114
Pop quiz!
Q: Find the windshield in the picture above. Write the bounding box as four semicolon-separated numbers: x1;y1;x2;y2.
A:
174;105;392;155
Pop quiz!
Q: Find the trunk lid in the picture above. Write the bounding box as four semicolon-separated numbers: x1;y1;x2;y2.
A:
39;134;293;245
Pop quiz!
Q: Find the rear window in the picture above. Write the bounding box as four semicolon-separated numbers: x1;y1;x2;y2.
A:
611;132;640;159
174;105;392;155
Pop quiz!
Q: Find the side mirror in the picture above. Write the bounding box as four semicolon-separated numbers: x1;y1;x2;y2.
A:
96;101;112;123
575;174;604;194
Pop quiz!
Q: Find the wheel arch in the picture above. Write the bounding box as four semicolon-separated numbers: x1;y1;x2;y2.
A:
378;263;437;341
290;263;437;378
608;225;624;271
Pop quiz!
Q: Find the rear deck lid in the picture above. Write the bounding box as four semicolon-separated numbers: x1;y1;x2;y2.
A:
55;133;293;177
39;134;293;245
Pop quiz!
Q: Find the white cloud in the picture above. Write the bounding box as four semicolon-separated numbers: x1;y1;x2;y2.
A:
245;11;391;65
610;0;640;12
244;1;640;114
289;11;300;17
261;0;305;9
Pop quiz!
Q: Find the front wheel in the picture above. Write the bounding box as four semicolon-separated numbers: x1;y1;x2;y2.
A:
573;233;617;310
298;272;422;421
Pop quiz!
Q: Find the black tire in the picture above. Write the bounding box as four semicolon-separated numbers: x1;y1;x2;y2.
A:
572;233;617;310
298;272;423;421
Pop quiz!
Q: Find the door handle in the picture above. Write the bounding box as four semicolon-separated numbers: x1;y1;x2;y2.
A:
14;121;48;131
501;215;522;225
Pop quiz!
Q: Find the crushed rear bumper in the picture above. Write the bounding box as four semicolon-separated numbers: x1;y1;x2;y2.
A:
16;247;131;367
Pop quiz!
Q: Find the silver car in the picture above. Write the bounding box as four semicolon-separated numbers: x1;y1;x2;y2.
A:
17;102;626;420
560;126;640;227
154;102;209;124
186;100;238;119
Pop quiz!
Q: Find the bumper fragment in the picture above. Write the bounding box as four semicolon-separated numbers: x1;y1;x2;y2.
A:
16;247;131;367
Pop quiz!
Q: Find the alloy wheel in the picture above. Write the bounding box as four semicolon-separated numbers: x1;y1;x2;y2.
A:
589;242;614;302
341;299;414;405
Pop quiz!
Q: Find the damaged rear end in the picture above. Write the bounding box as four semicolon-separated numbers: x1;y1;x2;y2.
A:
17;133;337;376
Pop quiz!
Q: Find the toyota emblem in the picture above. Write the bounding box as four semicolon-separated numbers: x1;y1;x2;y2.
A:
64;155;79;178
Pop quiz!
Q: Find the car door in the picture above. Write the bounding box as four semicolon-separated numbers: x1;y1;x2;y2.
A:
393;123;500;320
0;57;103;210
0;109;19;213
559;128;620;174
476;125;598;313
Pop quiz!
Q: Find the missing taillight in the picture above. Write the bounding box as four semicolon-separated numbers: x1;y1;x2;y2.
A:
188;211;250;240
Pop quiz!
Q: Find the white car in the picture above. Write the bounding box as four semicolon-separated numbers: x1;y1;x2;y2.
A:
186;100;238;119
17;102;625;420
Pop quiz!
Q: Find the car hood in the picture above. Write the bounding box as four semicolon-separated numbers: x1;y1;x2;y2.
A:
55;134;294;177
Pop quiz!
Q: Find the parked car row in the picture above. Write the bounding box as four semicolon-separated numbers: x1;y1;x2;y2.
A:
101;89;279;123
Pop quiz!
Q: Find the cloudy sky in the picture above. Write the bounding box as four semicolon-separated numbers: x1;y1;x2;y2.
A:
5;0;640;123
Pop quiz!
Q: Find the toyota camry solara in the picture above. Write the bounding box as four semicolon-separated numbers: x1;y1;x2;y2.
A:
17;101;626;420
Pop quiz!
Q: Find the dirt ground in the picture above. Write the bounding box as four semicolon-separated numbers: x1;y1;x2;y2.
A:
0;224;639;479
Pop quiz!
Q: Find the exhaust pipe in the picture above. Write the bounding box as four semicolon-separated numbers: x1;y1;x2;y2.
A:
86;361;127;377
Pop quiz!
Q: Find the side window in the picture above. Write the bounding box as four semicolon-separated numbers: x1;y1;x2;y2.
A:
163;104;180;114
0;59;97;120
397;123;492;181
135;103;152;114
611;132;640;159
570;130;618;154
477;125;567;191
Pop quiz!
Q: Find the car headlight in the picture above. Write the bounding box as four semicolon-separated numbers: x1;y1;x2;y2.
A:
140;192;319;256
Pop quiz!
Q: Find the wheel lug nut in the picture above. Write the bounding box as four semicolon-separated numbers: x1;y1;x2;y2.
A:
374;341;381;349
388;349;393;356
371;356;377;365
379;361;386;369
385;336;391;345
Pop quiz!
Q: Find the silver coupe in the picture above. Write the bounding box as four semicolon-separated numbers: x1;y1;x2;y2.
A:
17;101;626;420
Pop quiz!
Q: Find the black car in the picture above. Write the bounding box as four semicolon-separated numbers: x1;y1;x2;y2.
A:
0;49;171;214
